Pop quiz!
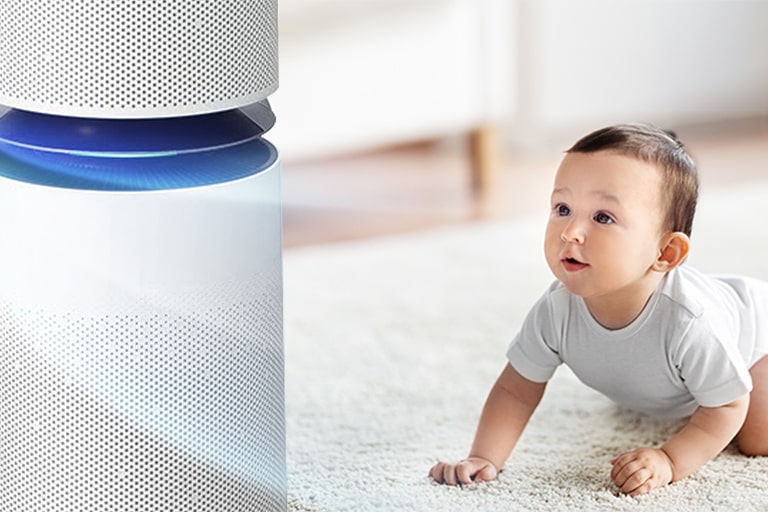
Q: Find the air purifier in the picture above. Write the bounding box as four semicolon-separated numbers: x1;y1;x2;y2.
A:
0;1;284;511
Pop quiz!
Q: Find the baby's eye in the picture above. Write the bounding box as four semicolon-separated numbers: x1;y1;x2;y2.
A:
594;212;614;224
554;204;571;217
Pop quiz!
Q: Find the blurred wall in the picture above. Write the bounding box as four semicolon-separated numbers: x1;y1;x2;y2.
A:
271;0;768;159
510;0;768;145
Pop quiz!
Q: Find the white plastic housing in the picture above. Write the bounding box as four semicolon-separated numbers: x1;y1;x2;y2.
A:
0;162;285;511
0;0;278;118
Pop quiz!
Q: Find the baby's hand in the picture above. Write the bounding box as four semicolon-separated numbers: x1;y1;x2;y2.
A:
429;457;498;486
610;447;674;496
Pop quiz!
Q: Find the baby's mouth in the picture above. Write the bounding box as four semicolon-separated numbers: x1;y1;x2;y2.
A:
562;257;589;271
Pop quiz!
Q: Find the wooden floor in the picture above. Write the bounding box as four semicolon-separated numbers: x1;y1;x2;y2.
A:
282;123;768;248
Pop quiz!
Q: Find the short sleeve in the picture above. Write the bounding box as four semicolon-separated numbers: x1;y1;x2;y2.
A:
506;288;563;383
675;319;753;408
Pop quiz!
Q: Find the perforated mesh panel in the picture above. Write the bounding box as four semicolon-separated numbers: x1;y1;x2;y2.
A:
0;269;285;511
0;0;278;117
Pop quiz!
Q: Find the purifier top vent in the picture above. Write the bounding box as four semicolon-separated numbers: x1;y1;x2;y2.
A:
0;0;278;118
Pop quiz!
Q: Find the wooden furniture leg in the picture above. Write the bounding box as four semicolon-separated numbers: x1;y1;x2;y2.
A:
468;123;499;194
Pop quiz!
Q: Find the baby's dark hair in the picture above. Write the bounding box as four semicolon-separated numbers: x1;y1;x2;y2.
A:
566;123;699;237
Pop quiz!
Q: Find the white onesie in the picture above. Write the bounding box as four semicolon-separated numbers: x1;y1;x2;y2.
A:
507;265;768;419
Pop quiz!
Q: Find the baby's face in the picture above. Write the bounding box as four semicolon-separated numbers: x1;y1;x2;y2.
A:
544;150;667;302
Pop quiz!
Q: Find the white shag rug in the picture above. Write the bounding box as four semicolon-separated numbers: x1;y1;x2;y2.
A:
283;181;768;512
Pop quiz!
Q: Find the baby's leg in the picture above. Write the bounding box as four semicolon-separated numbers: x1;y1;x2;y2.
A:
737;354;768;456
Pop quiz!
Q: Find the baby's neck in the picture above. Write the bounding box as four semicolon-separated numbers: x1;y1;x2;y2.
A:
583;273;665;330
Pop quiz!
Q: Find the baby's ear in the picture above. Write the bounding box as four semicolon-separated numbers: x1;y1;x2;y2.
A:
653;232;690;272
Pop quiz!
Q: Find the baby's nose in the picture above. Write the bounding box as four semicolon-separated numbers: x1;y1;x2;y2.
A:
560;219;586;243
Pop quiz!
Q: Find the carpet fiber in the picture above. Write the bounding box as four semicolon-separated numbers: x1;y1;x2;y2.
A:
283;181;768;511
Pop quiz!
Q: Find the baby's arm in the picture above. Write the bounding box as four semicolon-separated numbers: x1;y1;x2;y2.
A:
430;363;547;485
610;394;749;496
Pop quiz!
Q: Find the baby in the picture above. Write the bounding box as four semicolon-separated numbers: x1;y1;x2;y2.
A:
429;123;768;496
